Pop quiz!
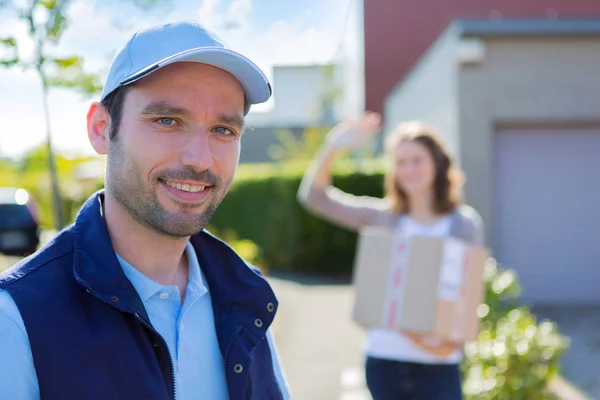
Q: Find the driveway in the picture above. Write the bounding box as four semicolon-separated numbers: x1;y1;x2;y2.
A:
534;306;600;400
266;272;371;400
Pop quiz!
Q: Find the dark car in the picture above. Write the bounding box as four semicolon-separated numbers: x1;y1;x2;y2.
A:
0;187;40;257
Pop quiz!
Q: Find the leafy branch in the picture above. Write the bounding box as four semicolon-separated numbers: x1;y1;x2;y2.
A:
0;0;165;229
0;37;18;66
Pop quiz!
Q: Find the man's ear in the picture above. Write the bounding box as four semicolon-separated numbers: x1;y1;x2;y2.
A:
87;102;111;155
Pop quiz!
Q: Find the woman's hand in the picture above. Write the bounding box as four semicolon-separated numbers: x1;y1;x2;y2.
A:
403;332;461;358
325;111;382;151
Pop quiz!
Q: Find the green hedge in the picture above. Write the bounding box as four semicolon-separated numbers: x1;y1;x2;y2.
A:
209;160;385;275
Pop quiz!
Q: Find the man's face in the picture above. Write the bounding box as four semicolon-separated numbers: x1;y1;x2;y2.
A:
103;62;245;237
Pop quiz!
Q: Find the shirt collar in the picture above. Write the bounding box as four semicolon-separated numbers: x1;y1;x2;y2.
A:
116;241;208;303
184;241;208;297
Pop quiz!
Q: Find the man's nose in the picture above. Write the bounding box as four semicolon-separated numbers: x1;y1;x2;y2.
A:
180;129;214;171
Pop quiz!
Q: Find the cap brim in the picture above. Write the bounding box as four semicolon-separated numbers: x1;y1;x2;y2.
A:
119;47;271;105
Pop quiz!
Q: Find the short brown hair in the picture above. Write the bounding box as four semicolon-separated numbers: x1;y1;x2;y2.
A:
383;121;464;214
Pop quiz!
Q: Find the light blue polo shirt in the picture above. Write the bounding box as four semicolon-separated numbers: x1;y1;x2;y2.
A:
0;242;290;399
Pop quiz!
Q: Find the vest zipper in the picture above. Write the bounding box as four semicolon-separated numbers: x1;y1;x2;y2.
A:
134;313;177;400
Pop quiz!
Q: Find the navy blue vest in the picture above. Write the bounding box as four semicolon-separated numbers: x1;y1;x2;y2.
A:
0;191;284;400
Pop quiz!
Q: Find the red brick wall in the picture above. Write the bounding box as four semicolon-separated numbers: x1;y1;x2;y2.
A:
364;0;600;113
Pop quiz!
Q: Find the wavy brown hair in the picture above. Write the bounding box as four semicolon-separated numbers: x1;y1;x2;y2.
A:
384;121;464;215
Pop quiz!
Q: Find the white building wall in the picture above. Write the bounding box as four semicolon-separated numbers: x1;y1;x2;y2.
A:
246;65;338;128
383;26;462;161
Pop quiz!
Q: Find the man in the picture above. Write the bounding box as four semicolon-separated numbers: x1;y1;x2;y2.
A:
0;21;290;400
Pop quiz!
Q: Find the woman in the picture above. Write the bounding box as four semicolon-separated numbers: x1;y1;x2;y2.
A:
297;112;485;400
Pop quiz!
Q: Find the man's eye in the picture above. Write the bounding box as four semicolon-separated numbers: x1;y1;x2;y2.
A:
156;117;178;126
214;126;235;136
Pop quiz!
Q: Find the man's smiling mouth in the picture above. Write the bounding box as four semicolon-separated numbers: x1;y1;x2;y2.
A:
161;179;207;193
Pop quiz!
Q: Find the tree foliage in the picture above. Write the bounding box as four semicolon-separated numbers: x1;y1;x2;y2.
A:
0;0;166;229
1;0;103;95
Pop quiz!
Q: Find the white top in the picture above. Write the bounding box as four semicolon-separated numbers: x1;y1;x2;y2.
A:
363;214;464;364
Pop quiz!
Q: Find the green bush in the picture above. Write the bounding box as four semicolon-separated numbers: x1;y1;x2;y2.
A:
206;225;267;274
462;258;569;399
209;160;386;275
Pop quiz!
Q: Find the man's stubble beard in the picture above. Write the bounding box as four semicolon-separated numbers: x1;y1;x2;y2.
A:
105;137;232;238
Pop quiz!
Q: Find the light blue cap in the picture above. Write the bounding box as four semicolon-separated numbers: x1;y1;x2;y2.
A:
100;21;272;105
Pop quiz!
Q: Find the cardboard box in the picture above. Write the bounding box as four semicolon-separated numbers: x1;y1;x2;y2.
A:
351;226;489;343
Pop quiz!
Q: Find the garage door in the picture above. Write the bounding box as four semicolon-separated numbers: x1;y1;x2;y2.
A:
494;128;600;305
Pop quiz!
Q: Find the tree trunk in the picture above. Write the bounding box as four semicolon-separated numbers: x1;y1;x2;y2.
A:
38;70;65;230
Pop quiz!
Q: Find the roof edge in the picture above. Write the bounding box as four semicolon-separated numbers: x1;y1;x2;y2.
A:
451;18;600;38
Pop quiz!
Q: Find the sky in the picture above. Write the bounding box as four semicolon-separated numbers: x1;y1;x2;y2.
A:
0;0;353;158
